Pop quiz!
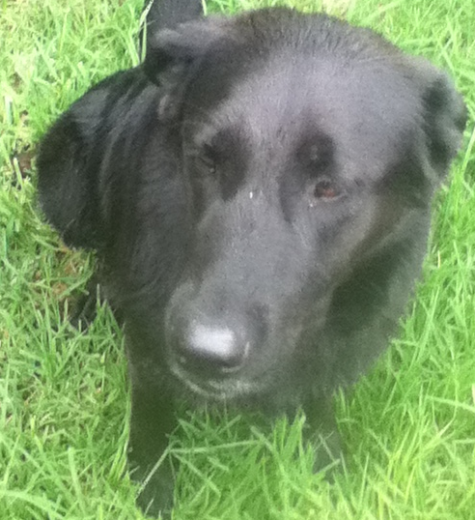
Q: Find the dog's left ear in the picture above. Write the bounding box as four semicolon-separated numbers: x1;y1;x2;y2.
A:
411;57;467;182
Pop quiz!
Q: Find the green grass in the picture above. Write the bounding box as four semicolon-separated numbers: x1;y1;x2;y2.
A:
1;0;474;518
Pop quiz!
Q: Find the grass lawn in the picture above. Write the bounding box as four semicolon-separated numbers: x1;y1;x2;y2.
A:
1;0;474;518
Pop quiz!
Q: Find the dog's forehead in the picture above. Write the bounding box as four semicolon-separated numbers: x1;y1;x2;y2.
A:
195;52;421;167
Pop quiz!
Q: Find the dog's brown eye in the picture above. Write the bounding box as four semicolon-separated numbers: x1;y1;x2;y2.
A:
196;152;216;174
194;143;219;175
313;179;339;200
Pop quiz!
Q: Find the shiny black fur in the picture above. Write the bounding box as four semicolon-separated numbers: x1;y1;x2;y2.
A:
37;1;466;516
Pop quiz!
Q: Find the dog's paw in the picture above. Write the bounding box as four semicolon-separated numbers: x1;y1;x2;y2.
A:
132;462;175;519
312;430;343;475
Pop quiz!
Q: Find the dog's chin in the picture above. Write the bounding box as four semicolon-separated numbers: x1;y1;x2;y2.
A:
169;362;262;401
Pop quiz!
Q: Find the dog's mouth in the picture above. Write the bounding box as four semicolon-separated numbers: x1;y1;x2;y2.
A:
169;361;263;401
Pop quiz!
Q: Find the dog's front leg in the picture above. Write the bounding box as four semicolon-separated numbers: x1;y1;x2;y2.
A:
128;371;177;518
301;396;343;474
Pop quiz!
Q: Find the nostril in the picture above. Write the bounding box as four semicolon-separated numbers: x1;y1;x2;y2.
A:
178;323;249;374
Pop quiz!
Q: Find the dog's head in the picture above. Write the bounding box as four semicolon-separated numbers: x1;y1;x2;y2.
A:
128;10;466;401
39;9;466;404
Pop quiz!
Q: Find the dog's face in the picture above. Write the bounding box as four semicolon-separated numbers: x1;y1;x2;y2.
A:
129;12;464;402
38;9;465;408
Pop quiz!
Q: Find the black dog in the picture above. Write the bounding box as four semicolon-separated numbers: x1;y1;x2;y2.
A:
37;0;466;516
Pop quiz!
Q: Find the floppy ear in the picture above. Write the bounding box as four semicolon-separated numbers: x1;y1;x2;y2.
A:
141;0;203;57
143;17;231;119
37;71;139;250
413;58;467;182
37;90;107;250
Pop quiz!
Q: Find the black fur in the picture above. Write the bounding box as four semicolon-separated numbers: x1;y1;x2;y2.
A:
37;1;466;517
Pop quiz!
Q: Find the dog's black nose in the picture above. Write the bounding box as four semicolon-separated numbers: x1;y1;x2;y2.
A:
177;323;249;375
168;299;268;379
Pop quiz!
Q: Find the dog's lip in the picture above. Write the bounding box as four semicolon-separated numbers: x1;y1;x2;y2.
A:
170;362;262;400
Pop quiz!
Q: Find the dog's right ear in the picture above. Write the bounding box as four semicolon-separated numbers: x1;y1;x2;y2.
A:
37;82;112;251
144;18;229;82
141;0;203;57
143;18;230;118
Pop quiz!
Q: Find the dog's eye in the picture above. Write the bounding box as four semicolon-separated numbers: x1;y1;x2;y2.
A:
195;146;217;175
313;179;339;200
196;155;216;174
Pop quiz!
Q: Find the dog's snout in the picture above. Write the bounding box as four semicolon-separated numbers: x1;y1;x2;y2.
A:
169;301;268;378
181;323;249;373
